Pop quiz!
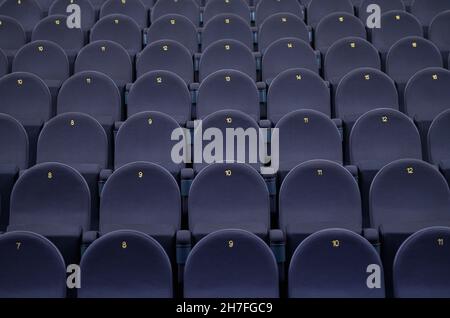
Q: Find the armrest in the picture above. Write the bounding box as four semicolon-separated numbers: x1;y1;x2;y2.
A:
98;169;113;195
254;51;262;71
194;53;201;71
181;168;194;197
269;229;285;264
251;26;258;44
176;230;192;265
186;120;196;130
263;172;277;195
306;25;313;44
344;165;359;182
143;28;149;45
438;160;450;173
81;230;98;254
190;82;199;104
259;119;272;129
332;118;343;140
363;228;380;246
314;50;321;70
300;4;305;20
256;81;267;103
114;121;124;132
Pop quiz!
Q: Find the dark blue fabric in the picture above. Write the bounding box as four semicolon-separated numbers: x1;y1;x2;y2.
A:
263;37;318;83
90;14;142;57
146;14;198;55
199;39;256;81
114;111;185;175
189;163;270;242
0;231;66;298
0;72;51;165
267;68;331;123
79;230;173;298
151;0;200;26
127;70;191;124
100;0;148;29
393;226;450;298
136;39;194;84
288;228;385;298
315;12;366;55
100;162;181;260
184;229;279;298
275;109;342;178
197;70;259;120
8;162;91;264
202;14;253;51
256;0;303;26
279;160;362;257
259;12;309;54
203;0;251;24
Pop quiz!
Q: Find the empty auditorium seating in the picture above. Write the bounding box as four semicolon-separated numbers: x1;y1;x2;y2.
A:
193;110;262;172
79;230;173;298
8;162;91;264
255;0;303;26
262;38;319;83
188;163;270;241
429;10;450;67
358;0;405;26
31;15;85;66
12;40;70;106
370;11;423;63
279;160;361;256
335;68;399;125
0;15;26;64
74;40;133;92
0;231;66;298
199;39;256;81
126;70;191;124
0;114;28;230
350;108;422;225
0;0;44;39
184;229;279;298
145;14;198;55
314;12;366;55
267;68;330;123
196;69;259;120
404;67;450;156
136;39;194;83
49;0;96;32
258;13;310;53
57;71;122;135
115;111;186;175
151;0;200;26
370;159;450;292
201;14;253;51
0;71;52;164
90;14;142;57
289;229;385;298
275;109;342;179
387;37;443;103
393;226;450;298
203;0;251;24
100;0;148;29
428;109;450;185
410;0;450;34
324;37;380;89
307;0;353;28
